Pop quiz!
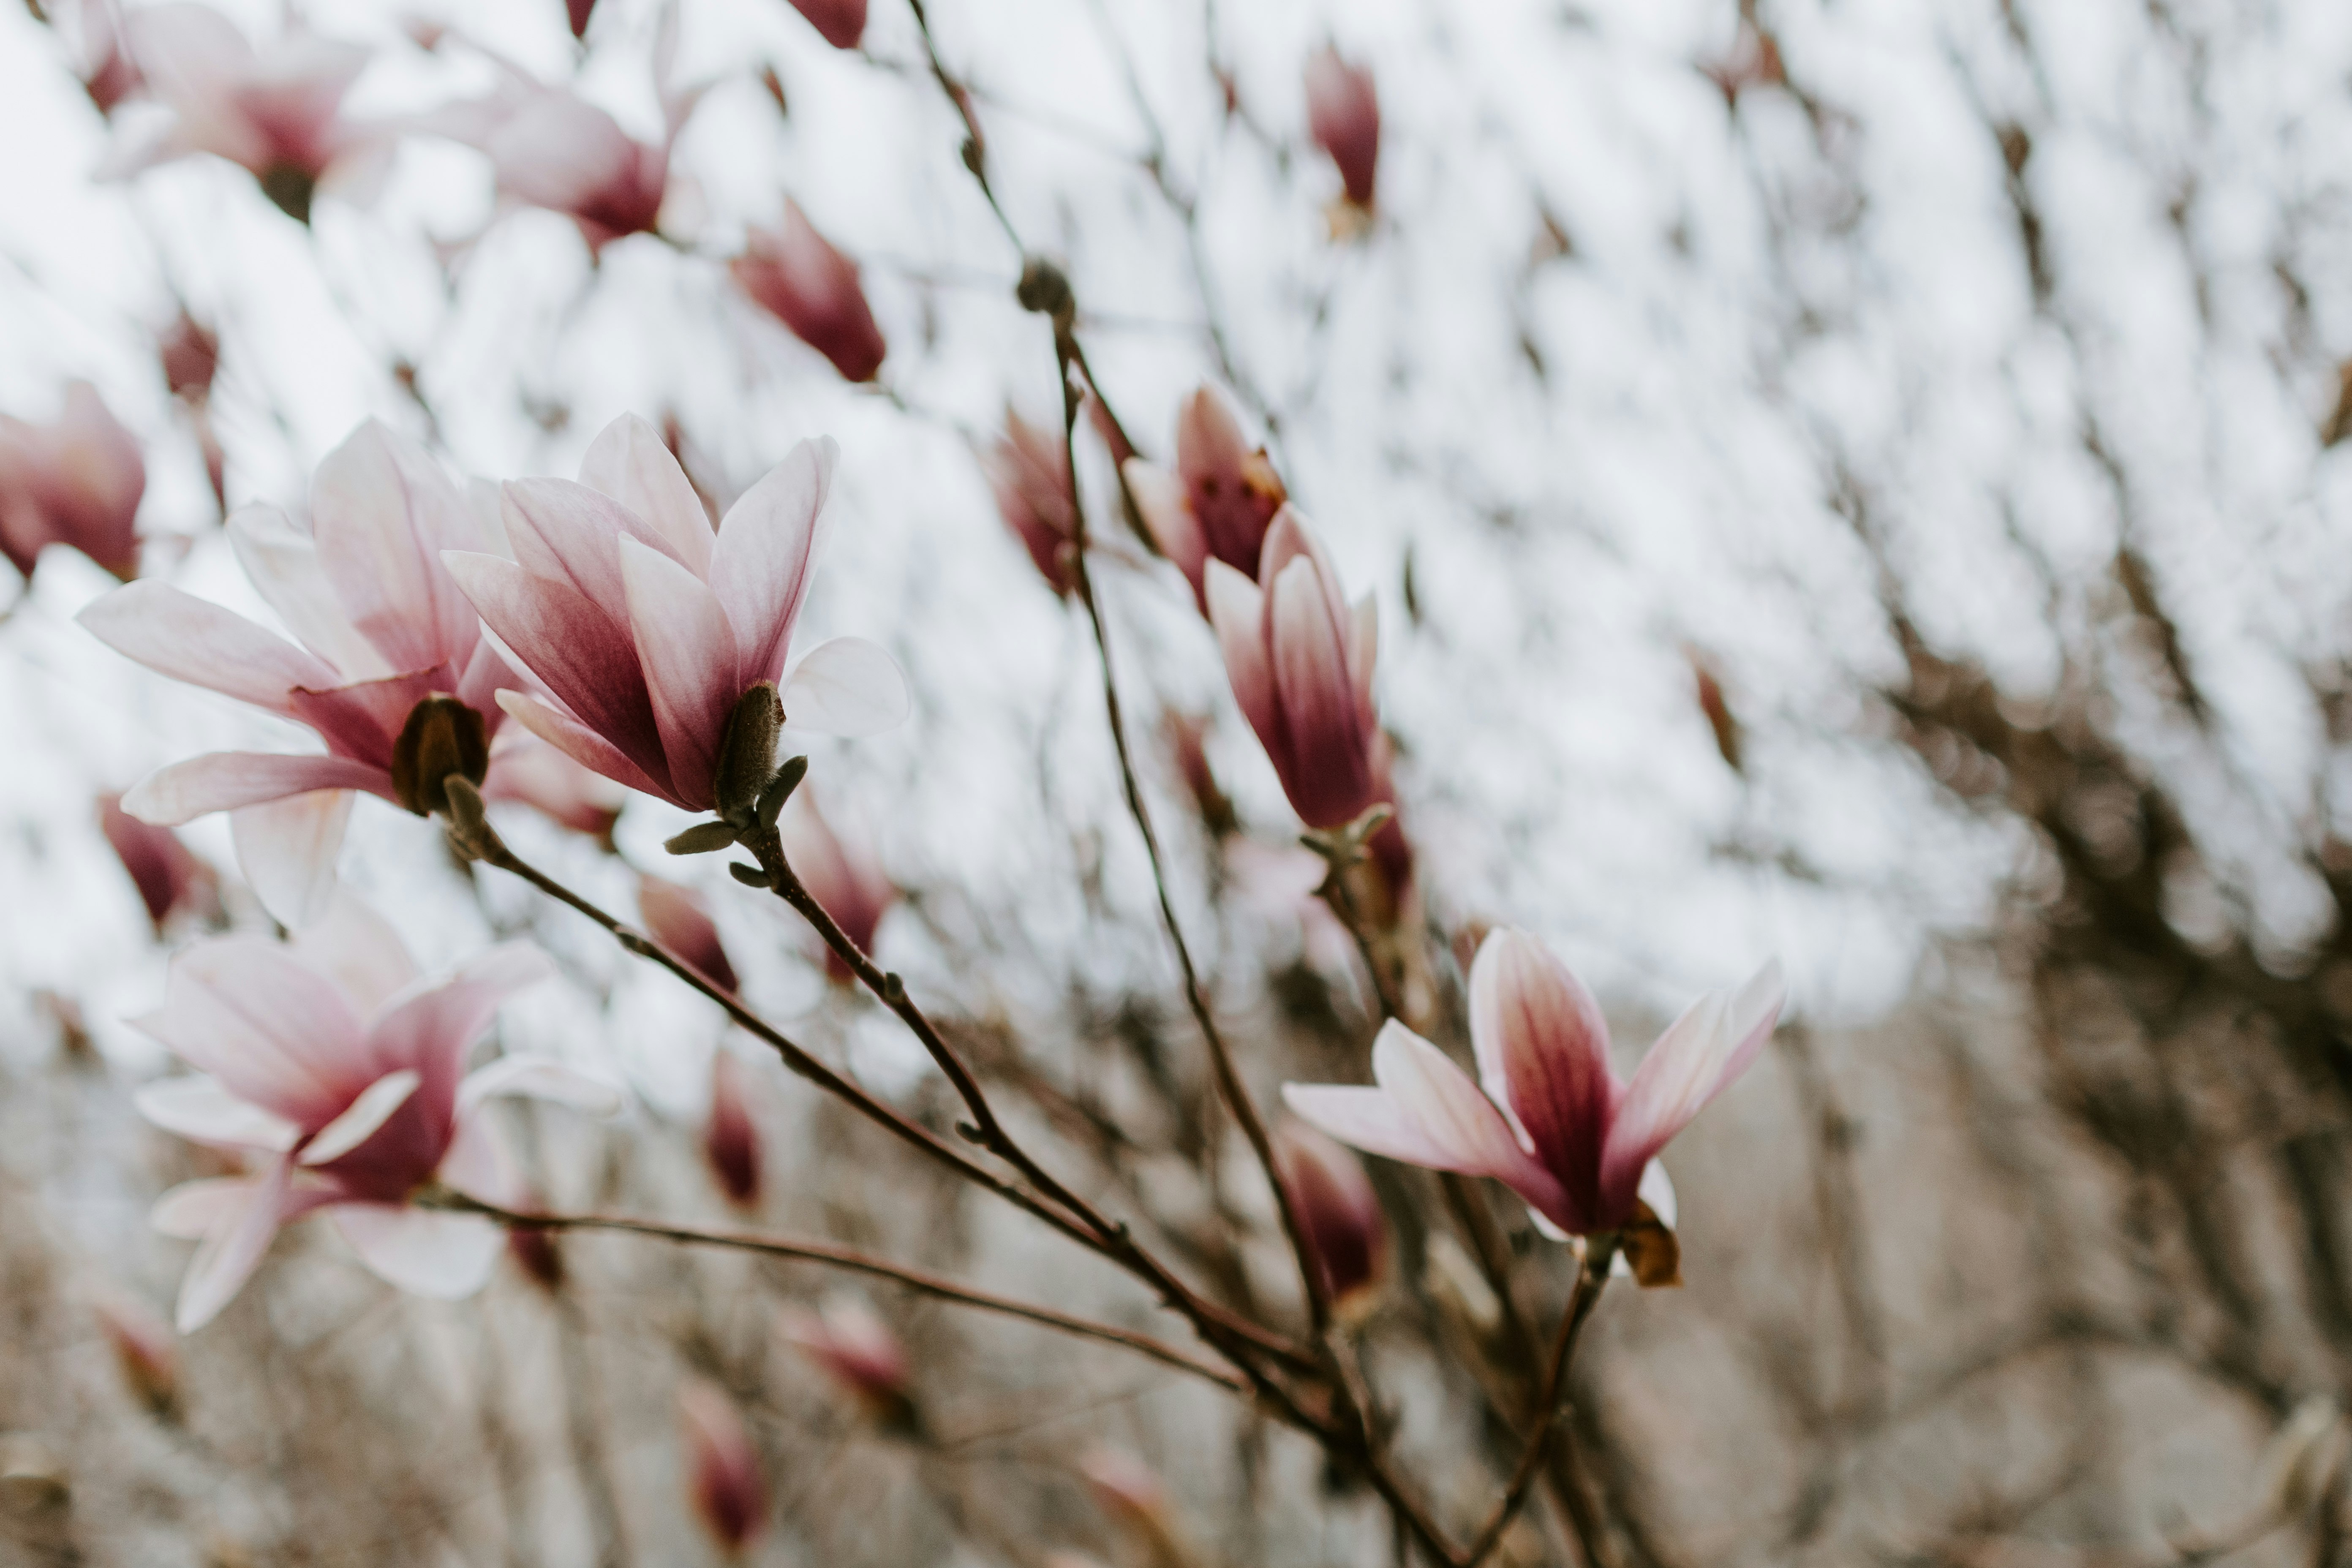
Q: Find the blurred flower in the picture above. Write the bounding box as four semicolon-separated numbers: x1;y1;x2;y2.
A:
984;406;1076;595
0;380;144;583
1085;392;1135;471
480;737;626;845
91;1295;178;1418
445;414;908;814
77;0;144;116
1272;1119;1387;1321
731;203;887;383
784;0;866;50
777;788;895;983
157;311;218;401
1699;20;1786;108
565;0;598;41
639;876;738;993
1285;929;1780;1261
80;421;516;926
1304;46;1380;210
1204;507;1385;831
133;896;618;1330
103;4;385;224
1078;1447;1198;1568
780;1296;917;1429
1684;644;1744;774
679;1382;766;1557
1122;387;1285;609
1163;712;1236;838
702;1050;761;1207
98;792;218;934
445;1;704;254
506;1195;566;1291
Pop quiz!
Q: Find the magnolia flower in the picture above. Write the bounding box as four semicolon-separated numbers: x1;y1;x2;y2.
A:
778;788;895;983
480;737;627;844
781;1297;916;1428
79;420;518;926
680;1383;767;1557
77;0;144;115
703;1050;761;1207
133;897;618;1331
1272;1119;1387;1321
98;792;218;934
1162;712;1236;838
444;415;906;814
1122;388;1285;609
1205;507;1384;831
640;876;738;993
785;0;866;50
105;4;383;223
1283;929;1782;1248
730;203;887;383
1304;47;1380;210
0;380;144;583
450;3;703;254
984;407;1076;595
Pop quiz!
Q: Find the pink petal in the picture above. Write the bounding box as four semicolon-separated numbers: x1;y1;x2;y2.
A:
363;942;555;1130
1468;929;1616;1217
153;1177;259;1241
495;689;673;804
455;638;525;738
291;890;421;1016
328;1203;504;1299
437;1109;518;1205
482;90;642;214
134;936;373;1128
310;421;479;674
710;437;834;686
79;582;340;716
779;636;907;737
226;501;390;679
501;476;683;629
1369;1021;1542;1179
174;1159;291;1332
135;1076;301;1153
580;414;713;577
1279;1084;1457;1169
459;1055;622;1115
287;664;458;771
1268;555;1377;826
444;551;671;792
1599;961;1784;1218
619;535;737;810
1205;560;1276;748
1124;459;1206;604
297;1069;421;1166
231;789;354;928
121;753;390;826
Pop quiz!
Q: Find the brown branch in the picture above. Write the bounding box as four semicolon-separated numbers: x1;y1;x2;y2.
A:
1464;1243;1617;1568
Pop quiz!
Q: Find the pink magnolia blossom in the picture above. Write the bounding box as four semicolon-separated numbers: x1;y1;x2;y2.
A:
702;1050;762;1207
0;380;145;583
449;3;703;255
105;4;384;223
77;0;144;115
777;788;895;983
1272;1119;1387;1320
730;203;888;383
133;897;618;1331
680;1382;767;1557
98;792;218;933
79;421;520;926
1284;928;1782;1239
1304;47;1380;210
639;876;737;993
984;406;1076;595
1122;387;1285;609
781;1297;915;1425
480;737;627;844
1205;507;1384;831
444;414;908;814
785;0;866;50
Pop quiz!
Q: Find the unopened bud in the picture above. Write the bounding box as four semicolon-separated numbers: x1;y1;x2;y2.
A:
781;1297;920;1434
640;877;738;993
702;1051;762;1207
714;683;784;828
259;161;316;226
439;776;504;863
390;694;489;817
509;1222;564;1291
1016;257;1076;329
679;1383;766;1557
665;821;740;856
93;1296;178;1418
1272;1119;1388;1324
756;755;808;830
1078;1446;1199;1568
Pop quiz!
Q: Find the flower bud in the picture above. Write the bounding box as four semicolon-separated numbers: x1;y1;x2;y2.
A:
713;682;783;828
778;791;896;984
730;204;886;383
509;1220;565;1291
702;1051;762;1208
93;1296;178;1418
787;0;866;49
389;694;490;817
1304;47;1380;211
0;381;144;583
1162;714;1236;838
158;313;219;403
1272;1119;1388;1323
639;877;738;994
1684;645;1743;774
98;793;217;933
985;406;1078;595
566;0;598;40
781;1297;919;1432
679;1383;766;1557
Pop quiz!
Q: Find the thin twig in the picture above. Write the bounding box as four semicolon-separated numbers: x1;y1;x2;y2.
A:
1463;1243;1617;1568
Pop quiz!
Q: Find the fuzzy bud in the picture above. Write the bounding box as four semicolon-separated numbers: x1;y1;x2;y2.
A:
1304;47;1380;210
702;1051;762;1208
389;694;489;817
679;1383;766;1557
713;682;783;828
1273;1119;1388;1323
781;1297;919;1433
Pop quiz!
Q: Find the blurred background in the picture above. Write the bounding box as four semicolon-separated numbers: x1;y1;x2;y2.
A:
5;0;2352;1563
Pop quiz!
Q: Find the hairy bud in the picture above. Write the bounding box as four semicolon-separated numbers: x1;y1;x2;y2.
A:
1016;256;1076;329
439;777;505;864
714;682;783;828
702;1051;762;1207
390;695;489;817
679;1383;767;1557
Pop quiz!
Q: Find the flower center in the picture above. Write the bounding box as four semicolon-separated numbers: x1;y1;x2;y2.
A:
390;694;489;816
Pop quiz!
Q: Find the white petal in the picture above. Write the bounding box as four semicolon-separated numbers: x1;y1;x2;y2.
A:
459;1055;623;1116
329;1204;504;1299
226;501;391;679
581;413;713;576
231;790;354;929
152;1177;261;1240
297;1070;421;1166
779;636;908;736
136;1077;299;1153
174;1160;291;1332
290;890;421;1017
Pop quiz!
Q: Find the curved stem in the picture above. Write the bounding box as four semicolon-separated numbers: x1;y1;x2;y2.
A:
437;1194;1247;1393
1463;1243;1617;1568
